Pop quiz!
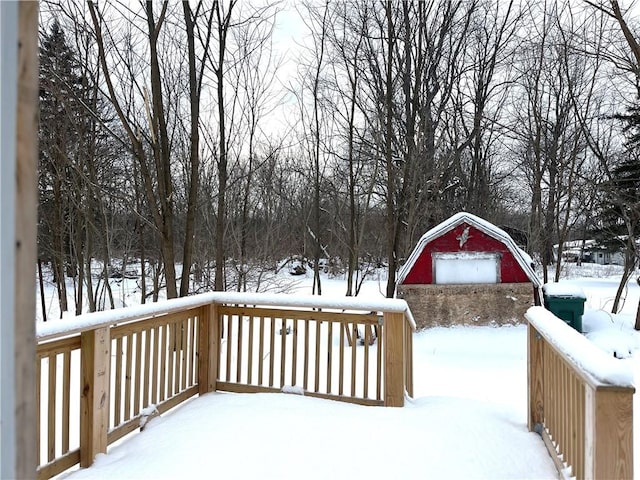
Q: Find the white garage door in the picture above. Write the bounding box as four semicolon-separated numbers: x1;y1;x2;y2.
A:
433;253;499;284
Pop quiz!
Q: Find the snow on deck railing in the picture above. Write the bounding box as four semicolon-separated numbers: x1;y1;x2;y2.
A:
526;306;634;480
35;291;415;480
36;291;415;342
526;306;632;386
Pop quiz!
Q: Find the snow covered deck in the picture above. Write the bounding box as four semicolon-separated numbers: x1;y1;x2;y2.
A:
64;326;557;479
36;293;416;478
37;287;636;479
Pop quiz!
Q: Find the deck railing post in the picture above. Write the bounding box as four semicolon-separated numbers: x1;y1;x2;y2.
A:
584;386;634;480
198;303;219;394
383;311;405;407
80;326;110;467
527;323;544;432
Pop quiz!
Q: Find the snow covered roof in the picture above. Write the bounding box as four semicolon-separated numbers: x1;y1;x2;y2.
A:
397;211;541;286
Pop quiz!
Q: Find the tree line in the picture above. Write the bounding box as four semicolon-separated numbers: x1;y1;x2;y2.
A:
37;0;640;318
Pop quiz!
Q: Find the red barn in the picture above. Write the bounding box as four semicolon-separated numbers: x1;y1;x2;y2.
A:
396;212;542;329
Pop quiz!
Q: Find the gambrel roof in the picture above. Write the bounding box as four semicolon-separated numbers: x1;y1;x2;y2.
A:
397;212;541;287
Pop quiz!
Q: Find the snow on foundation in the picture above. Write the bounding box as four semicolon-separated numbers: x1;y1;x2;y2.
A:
526;306;634;387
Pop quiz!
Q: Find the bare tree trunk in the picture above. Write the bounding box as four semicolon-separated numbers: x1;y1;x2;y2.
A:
635;277;640;330
213;2;236;291
101;242;115;310
612;230;637;313
88;1;179;299
38;259;47;322
85;228;96;313
384;0;397;299
180;0;213;296
146;1;178;298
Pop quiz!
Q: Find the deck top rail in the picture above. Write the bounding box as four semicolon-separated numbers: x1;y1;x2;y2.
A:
37;291;415;342
526;306;634;480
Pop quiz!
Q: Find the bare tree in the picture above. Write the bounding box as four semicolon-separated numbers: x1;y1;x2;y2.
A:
294;0;333;295
180;0;215;296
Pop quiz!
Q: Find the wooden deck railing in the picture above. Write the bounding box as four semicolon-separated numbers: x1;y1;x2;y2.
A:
526;306;634;480
36;292;415;479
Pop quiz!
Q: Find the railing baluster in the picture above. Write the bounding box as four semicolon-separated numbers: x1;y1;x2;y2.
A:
576;376;584;480
574;376;580;478
114;337;123;426
237;314;244;384
219;313;226;383
326;320;333;394
176;322;183;392
567;370;573;475
36;358;41;465
291;318;298;387
350;323;357;397
62;350;71;453
151;327;159;404
268;317;275;387
314;320;321;393
376;324;383;401
160;324;168;402
303;319;310;390
215;310;221;382
185;313;195;388
339;323;345;396
226;314;233;382
559;361;566;461
280;317;287;388
258;316;265;386
247;316;254;384
124;334;133;420
549;349;556;443
180;317;193;391
134;332;142;416
47;354;56;462
168;323;177;397
144;329;151;405
189;316;197;387
363;325;369;399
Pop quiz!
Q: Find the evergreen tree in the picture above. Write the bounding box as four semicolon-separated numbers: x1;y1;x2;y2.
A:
593;106;640;318
38;20;109;317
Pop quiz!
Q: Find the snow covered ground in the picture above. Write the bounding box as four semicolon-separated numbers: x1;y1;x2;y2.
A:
45;262;640;479
62;325;556;480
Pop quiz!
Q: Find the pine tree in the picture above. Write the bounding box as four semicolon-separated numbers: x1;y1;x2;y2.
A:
38;20;96;317
593;106;640;320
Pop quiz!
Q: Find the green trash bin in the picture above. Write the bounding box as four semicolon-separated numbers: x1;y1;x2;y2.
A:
542;283;586;333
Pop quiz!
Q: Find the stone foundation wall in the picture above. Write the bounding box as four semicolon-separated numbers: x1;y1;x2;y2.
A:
396;283;537;330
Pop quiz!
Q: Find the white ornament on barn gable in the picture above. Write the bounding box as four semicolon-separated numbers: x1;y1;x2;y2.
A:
456;226;471;248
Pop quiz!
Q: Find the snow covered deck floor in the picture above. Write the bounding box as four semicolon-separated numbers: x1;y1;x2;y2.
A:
65;326;557;479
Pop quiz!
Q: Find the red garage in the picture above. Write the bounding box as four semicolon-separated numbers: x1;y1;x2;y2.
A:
396;212;542;329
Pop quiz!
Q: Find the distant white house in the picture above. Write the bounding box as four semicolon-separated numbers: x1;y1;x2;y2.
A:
554;239;624;266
